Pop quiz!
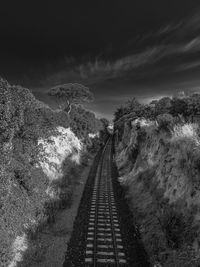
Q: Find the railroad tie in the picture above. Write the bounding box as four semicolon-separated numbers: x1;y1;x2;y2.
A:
85;138;127;266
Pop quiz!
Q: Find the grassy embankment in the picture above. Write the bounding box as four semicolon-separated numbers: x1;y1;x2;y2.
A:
114;97;200;266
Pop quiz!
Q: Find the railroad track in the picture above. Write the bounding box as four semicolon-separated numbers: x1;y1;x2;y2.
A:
85;136;127;266
64;135;150;267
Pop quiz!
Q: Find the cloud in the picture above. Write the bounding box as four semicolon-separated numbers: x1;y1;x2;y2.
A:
36;36;200;92
138;94;172;104
182;37;200;53
175;61;200;72
31;10;200;94
156;22;183;36
37;46;164;88
78;38;200;79
37;40;200;90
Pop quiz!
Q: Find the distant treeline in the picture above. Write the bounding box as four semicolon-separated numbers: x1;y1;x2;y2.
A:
114;93;200;124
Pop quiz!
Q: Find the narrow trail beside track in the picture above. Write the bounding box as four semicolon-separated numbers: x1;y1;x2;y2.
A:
64;135;150;267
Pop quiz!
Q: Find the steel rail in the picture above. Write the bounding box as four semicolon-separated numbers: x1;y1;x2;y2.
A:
85;136;127;266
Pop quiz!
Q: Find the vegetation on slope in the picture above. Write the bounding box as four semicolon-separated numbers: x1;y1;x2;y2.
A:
0;78;102;267
114;93;200;266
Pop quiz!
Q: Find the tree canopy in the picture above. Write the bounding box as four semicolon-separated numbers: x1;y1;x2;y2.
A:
114;92;200;124
48;83;94;113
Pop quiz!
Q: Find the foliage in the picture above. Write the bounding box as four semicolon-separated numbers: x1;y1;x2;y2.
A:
98;117;110;144
100;117;109;128
114;92;200;125
154;97;172;116
157;113;174;131
159;207;195;249
115;99;200;266
172;123;200;143
170;97;188;117
0;78;51;266
48;83;94;113
0;78;101;266
114;105;127;122
114;98;143;122
69;105;103;142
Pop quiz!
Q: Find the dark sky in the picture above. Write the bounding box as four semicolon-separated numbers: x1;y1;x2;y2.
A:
1;0;200;119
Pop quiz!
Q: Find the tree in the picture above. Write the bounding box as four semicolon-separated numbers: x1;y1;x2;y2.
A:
48;83;94;114
154;97;172;116
100;118;109;128
142;104;156;119
185;93;200;118
114;105;127;122
126;98;142;113
170;97;187;117
99;118;110;144
69;105;102;139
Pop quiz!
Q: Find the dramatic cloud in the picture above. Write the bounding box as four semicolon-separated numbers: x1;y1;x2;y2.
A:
2;3;200;119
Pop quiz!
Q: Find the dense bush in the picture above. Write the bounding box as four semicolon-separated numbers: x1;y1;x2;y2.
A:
114;92;200;126
69;105;102;142
157;113;174;131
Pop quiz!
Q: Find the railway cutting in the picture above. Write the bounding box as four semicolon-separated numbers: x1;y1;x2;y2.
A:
64;135;150;266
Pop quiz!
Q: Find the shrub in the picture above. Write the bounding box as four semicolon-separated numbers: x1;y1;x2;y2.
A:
157;113;174;131
172;123;200;145
69;105;102;142
160;207;195;249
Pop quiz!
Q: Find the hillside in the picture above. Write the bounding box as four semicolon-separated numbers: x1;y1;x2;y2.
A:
114;98;200;266
0;78;102;267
